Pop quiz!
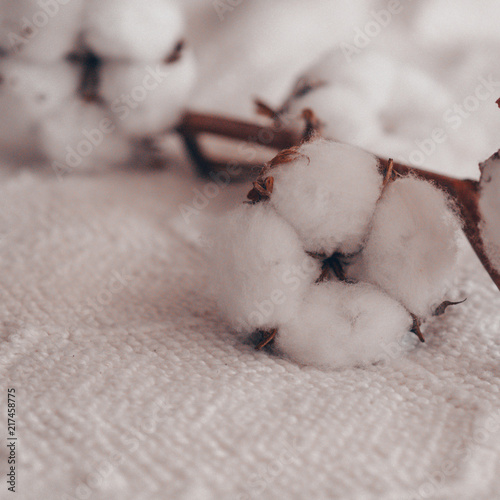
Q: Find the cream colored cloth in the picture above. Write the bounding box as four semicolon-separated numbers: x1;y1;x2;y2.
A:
2;1;500;499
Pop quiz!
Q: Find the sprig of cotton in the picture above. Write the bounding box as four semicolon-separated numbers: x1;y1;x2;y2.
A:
210;138;464;370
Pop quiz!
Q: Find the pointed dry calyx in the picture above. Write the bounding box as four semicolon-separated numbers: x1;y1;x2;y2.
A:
246;144;305;203
433;299;467;317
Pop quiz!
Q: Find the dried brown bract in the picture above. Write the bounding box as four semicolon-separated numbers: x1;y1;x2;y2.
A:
433;299;467;317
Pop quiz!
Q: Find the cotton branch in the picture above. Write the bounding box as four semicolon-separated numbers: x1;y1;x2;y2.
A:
176;110;500;292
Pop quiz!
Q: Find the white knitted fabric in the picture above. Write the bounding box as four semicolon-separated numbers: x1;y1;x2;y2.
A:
2;2;500;499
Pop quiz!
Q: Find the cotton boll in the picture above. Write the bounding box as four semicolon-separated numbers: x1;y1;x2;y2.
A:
0;59;80;121
479;151;500;271
269;139;383;256
99;49;196;137
347;177;463;318
84;0;184;61
276;281;412;370
39;98;132;172
0;0;84;62
209;203;321;333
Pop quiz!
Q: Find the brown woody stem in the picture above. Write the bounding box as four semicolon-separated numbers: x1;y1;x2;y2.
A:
176;111;298;151
176;111;500;291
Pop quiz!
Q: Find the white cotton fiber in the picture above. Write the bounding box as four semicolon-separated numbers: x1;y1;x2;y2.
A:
269;138;383;256
39;98;132;172
84;0;184;61
276;281;412;370
0;59;80;121
347;177;463;317
99;50;196;137
0;0;84;62
479;151;500;271
209;203;321;333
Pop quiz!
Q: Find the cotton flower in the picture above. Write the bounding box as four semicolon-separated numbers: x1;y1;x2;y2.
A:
276;281;412;369
268;138;383;255
209;203;321;333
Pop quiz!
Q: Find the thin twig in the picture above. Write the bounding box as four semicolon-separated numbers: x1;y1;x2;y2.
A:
176;111;298;151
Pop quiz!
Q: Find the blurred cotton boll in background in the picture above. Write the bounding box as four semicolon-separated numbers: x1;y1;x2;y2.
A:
186;0;372;117
0;58;80;159
0;0;197;169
